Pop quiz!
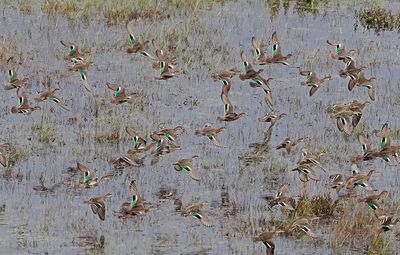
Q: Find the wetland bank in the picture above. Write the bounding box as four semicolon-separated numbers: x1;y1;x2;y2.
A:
1;0;400;254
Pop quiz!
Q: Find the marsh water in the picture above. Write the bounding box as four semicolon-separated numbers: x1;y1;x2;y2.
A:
1;0;400;254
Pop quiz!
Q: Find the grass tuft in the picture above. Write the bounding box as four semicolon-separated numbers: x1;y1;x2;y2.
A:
357;7;400;32
32;120;56;144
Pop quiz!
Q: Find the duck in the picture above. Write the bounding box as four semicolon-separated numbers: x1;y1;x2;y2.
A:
195;123;226;147
150;39;178;69
252;229;284;255
296;149;327;173
328;101;369;128
11;86;41;115
32;172;63;193
106;83;140;105
216;77;245;121
329;174;345;194
292;150;326;187
251;36;268;65
379;123;391;150
182;202;212;227
269;196;295;210
348;71;376;101
348;100;370;112
379;146;400;166
84;193;112;221
326;40;354;60
125;127;147;149
357;128;399;165
380;216;399;232
118;180;148;218
334;110;359;135
259;112;286;126
327;102;351;117
172;155;201;181
217;102;246;122
299;69;332;96
262;183;290;201
249;76;273;107
374;209;399;232
76;162;113;188
289;217;319;238
154;50;179;80
358;191;388;210
340;59;365;80
150;143;181;166
238;51;263;80
345;167;375;191
357;134;378;158
112;152;146;168
34;88;70;111
264;32;292;66
67;57;93;72
126;20;150;55
276;137;303;154
4;57;28;90
151;125;184;148
218;77;233;107
211;69;240;81
77;70;93;92
292;163;320;182
60;41;88;61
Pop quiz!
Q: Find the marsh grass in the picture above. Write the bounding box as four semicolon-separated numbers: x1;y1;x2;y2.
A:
288;193;337;219
357;7;400;31
18;0;32;13
0;0;399;254
310;193;337;217
32;120;57;144
42;0;77;16
272;194;337;238
330;198;393;254
41;0;164;25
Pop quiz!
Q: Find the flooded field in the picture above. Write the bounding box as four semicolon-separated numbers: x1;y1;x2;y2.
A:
1;0;400;254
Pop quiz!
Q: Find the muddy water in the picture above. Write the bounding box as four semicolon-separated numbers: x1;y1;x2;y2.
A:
0;0;400;254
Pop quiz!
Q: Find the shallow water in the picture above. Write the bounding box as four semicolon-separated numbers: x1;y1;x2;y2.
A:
0;0;400;254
